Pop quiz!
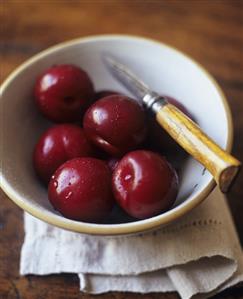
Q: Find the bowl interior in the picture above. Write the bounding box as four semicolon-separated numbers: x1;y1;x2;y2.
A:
0;36;230;233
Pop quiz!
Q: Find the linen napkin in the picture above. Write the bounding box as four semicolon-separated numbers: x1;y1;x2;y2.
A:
20;188;243;299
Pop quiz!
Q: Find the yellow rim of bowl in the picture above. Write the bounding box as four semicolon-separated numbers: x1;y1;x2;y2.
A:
0;34;233;235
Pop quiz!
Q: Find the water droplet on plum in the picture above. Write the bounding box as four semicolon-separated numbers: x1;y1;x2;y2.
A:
53;180;58;188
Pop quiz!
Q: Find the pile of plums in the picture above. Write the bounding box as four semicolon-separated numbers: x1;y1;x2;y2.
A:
33;64;190;223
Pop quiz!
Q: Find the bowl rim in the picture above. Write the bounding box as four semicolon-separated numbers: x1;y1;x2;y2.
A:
0;34;233;235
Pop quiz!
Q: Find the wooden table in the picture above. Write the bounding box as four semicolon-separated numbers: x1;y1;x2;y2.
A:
1;1;243;298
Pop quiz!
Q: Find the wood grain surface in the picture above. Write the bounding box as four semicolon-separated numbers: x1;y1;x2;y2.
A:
0;1;243;298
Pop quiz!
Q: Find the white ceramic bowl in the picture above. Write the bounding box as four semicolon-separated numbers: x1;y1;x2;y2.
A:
0;35;233;235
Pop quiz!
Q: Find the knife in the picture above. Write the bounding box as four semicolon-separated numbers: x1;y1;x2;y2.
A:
103;54;241;193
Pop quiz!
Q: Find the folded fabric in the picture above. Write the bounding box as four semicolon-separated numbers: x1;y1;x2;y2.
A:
20;188;243;299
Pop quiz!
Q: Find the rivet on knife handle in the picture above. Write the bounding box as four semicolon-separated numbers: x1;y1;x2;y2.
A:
147;96;241;193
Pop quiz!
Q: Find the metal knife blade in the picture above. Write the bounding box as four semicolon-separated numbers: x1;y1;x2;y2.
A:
103;54;158;101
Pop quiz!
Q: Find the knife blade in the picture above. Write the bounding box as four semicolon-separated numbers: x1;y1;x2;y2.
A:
102;53;159;101
103;53;241;193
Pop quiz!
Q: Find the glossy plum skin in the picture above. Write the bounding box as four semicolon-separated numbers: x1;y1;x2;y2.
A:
35;64;94;122
33;124;95;184
83;95;147;156
112;150;178;219
48;158;114;222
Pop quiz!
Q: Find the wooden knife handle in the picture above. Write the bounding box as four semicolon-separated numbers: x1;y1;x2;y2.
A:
155;102;241;193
